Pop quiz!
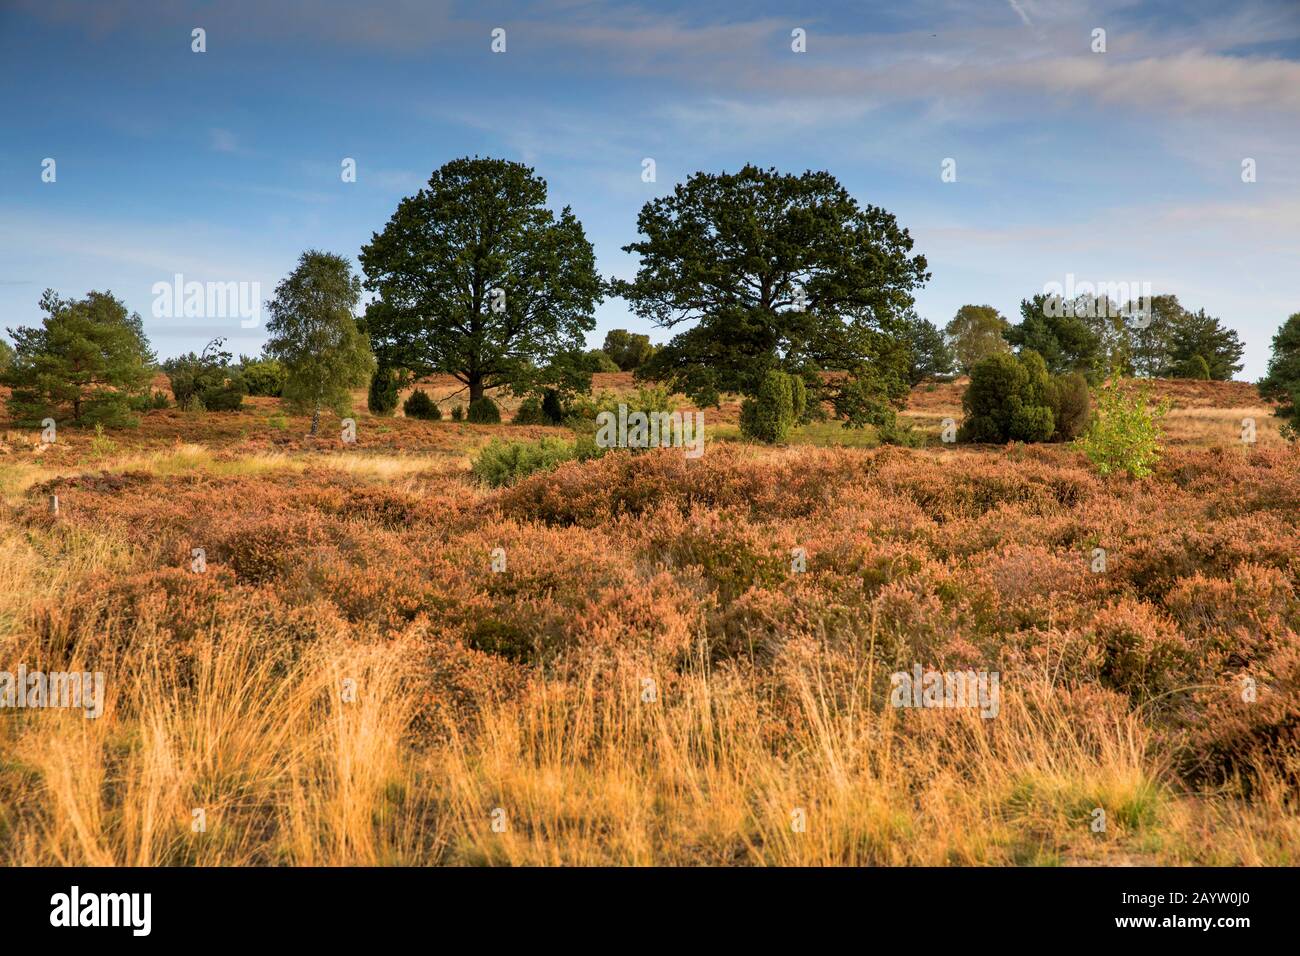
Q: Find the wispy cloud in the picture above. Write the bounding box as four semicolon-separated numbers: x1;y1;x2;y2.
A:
209;128;240;153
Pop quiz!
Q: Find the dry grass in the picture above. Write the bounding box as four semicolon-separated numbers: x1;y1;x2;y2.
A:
0;377;1296;866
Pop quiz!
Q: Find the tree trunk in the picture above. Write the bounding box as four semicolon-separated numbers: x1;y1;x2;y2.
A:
468;375;484;404
310;402;320;437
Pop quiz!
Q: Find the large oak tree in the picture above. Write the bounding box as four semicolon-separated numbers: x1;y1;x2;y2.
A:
359;157;602;403
611;165;930;416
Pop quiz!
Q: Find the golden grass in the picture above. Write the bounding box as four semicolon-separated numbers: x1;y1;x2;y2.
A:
4;609;1294;865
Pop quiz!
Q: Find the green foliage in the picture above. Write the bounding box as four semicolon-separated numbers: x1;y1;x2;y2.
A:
239;356;286;397
563;385;672;430
959;351;1060;443
467;396;501;424
367;366;402;416
450;405;464;422
584;349;620;373
740;370;795;444
831;346;912;442
789;375;808;423
164;338;247;412
512;397;548;425
1176;353;1212;380
1167;308;1243;381
472;437;578;487
1046;371;1091;441
1007;294;1105;382
945;304;1010;374
90;422;118;458
3;289;154;427
1123;294;1181;378
904;315;955;384
541;388;565;424
264;250;376;435
1078;376;1169;479
614;164;929;408
402;388;441;420
129;389;170;412
1258;312;1300;422
359;157;602;404
601;329;655;371
0;338;13;373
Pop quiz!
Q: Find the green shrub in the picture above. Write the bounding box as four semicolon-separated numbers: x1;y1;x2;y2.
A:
1078;376;1169;479
467;396;501;424
403;388;441;420
959;350;1085;444
740;370;795;444
1176;353;1212;380
541;388;565;424
240;357;286;397
513;397;548;425
129;389;170;411
368;366;401;416
790;375;808;424
584;349;620;373
1046;371;1091;441
164;339;246;412
472;437;578;487
450;405;464;421
90;422;118;458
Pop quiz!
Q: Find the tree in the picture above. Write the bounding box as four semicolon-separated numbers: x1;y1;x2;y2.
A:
164;338;246;411
3;289;154;427
367;365;404;416
264;251;376;436
612;165;929;422
0;338;13;374
1122;294;1183;378
959;351;1054;444
359;157;602;404
740;370;796;443
239;354;286;397
1258;312;1300;422
945;305;1010;374
903;315;955;385
601;329;655;371
1006;294;1104;382
584;349;620;373
1168;308;1243;381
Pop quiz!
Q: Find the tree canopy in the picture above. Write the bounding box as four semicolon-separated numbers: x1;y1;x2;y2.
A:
601;329;655;371
1258;311;1300;421
612;165;930;414
1168;307;1244;381
1006;294;1105;382
945;305;1010;374
3;289;154;427
359;157;602;403
264;250;375;435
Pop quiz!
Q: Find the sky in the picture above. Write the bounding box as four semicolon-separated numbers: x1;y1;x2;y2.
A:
1;0;1298;379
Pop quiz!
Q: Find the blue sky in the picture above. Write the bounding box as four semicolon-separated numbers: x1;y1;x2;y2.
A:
2;0;1298;378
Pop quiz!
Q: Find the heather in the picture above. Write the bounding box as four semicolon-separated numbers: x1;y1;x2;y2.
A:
0;378;1296;865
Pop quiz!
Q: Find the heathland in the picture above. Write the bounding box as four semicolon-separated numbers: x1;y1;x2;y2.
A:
0;372;1295;865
